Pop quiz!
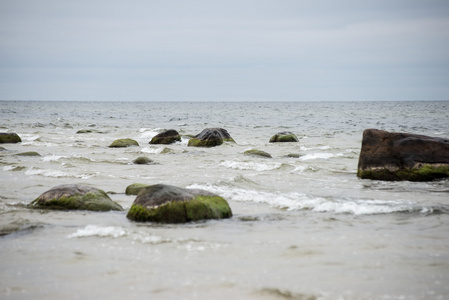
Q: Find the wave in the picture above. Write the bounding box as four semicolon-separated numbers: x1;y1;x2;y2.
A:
25;167;96;179
299;152;345;161
187;183;448;216
219;160;284;171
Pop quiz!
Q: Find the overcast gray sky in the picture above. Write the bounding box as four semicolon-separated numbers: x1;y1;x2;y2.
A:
1;0;448;101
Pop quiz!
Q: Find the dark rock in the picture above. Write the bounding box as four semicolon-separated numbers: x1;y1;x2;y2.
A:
357;129;449;181
0;132;21;144
126;184;232;223
286;153;301;158
109;138;139;148
244;149;272;158
125;183;149;195
15;151;41;156
132;156;154;165
29;184;123;211
269;132;299;143
188;128;235;147
149;129;181;144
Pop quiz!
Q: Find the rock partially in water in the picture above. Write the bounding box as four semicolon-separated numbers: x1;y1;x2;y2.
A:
269;132;299;143
286;153;301;158
132;156;154;165
126;184;232;223
15;151;41;156
109;138;139;148
149;129;181;144
357;129;449;181
244;149;272;158
188;128;235;147
29;184;124;211
125;183;149;195
0;132;21;144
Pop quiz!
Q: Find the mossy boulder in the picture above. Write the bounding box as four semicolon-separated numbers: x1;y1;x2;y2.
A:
0;132;21;144
29;184;124;211
132;156;154;165
244;149;272;158
125;183;149;195
15;151;41;156
357;129;449;181
269;131;299;143
188;128;235;147
126;184;232;223
149;129;181;145
109;138;139;148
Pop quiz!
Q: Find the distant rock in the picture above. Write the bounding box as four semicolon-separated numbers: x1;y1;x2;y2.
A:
0;146;7;151
286;153;301;158
15;151;41;156
269;132;299;143
0;132;21;144
357;129;449;181
188;128;235;147
244;149;272;158
149;129;181;144
29;184;124;211
109;138;139;148
126;184;232;223
132;156;154;165
125;183;149;195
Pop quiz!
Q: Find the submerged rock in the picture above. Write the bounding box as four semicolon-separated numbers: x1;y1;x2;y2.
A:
149;129;181;144
29;184;123;211
188;128;235;147
15;151;41;156
0;132;21;144
125;183;149;195
244;149;272;158
126;184;232;223
109;138;139;148
269;132;299;143
357;129;449;181
132;156;154;165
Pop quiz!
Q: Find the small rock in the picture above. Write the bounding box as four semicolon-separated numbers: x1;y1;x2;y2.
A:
244;149;272;158
188;128;235;147
15;151;41;157
125;183;149;195
149;129;181;144
269;132;299;143
0;132;21;144
109;138;139;148
132;156;154;165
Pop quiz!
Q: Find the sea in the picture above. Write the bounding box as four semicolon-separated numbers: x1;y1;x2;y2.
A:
1;100;448;300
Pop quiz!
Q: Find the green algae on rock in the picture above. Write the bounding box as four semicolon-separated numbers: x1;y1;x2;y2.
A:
0;132;22;144
244;149;272;158
125;183;149;195
132;156;154;165
357;129;449;181
149;129;181;144
15;151;41;156
188;128;235;147
269;132;299;143
126;184;232;223
109;138;139;148
29;184;123;211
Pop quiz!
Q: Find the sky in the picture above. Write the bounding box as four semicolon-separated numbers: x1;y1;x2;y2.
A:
1;0;449;102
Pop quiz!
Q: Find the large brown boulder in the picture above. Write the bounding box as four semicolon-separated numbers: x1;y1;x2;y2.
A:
149;129;181;144
357;129;449;181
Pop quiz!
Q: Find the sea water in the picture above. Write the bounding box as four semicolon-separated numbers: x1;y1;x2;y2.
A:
0;101;448;300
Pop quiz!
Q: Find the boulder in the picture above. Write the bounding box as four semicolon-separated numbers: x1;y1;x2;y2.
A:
132;156;154;165
149;129;181;144
357;129;449;181
126;184;232;223
269;132;298;143
29;184;123;211
15;151;41;156
188;128;235;147
244;149;272;158
109;138;139;148
125;183;149;195
0;132;21;144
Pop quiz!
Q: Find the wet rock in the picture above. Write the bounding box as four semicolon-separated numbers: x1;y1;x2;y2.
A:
126;184;232;223
132;156;154;165
109;138;139;148
0;132;21;144
357;129;449;181
269;131;299;143
188;128;235;147
244;149;272;158
125;183;149;195
149;129;181;145
0;146;7;151
15;151;41;156
286;153;301;158
29;184;124;211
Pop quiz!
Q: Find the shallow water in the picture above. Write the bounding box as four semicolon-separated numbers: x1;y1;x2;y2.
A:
1;101;449;299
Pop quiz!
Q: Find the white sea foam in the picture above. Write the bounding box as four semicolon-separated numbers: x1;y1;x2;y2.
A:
3;166;19;171
138;128;163;139
25;167;68;178
68;225;126;238
220;160;283;171
300;145;332;151
187;184;421;215
299;152;344;161
41;155;66;162
141;147;164;154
